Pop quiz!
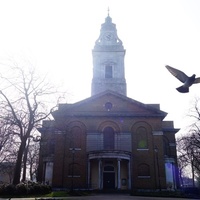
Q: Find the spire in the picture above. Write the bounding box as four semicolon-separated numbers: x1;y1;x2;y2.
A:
93;12;123;51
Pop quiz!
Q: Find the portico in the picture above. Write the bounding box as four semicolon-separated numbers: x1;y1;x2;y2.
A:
88;151;131;190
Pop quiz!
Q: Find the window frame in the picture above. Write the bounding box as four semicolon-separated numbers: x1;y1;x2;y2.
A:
105;65;113;78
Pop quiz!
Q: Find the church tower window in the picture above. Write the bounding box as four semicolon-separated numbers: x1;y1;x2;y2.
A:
105;65;113;78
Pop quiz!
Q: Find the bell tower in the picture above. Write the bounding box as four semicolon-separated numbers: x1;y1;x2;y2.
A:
91;13;127;96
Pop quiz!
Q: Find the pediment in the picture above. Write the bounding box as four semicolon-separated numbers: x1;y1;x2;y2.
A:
53;90;167;119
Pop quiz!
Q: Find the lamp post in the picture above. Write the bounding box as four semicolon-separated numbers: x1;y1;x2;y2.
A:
154;146;161;191
70;147;76;193
69;147;81;193
61;132;67;187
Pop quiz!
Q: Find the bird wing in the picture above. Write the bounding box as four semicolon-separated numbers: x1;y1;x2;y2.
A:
165;65;188;83
194;77;200;84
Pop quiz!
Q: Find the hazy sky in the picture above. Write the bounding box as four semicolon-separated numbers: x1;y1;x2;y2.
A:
0;0;200;135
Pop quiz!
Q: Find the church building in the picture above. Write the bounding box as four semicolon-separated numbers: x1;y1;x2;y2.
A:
38;13;179;191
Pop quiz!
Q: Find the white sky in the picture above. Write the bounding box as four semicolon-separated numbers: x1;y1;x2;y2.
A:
0;0;200;135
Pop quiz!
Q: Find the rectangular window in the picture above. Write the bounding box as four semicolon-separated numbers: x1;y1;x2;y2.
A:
105;65;112;78
48;139;55;154
103;127;114;149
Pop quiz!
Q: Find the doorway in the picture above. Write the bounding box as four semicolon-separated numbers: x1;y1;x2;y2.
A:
103;172;115;189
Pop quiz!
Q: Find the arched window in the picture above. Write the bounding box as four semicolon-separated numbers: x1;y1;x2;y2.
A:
70;126;82;148
105;65;113;78
137;127;148;149
103;127;115;150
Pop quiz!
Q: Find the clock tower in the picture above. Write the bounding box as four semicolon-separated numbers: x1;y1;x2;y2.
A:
91;13;127;96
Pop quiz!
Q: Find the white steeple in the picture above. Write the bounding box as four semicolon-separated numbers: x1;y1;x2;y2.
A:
91;13;127;96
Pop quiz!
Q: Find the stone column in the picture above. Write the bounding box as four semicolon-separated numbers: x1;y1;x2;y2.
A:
98;159;102;189
45;162;53;185
87;159;90;189
117;159;121;189
128;159;131;189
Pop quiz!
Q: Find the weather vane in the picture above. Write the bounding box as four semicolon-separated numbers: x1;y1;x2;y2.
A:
108;7;110;16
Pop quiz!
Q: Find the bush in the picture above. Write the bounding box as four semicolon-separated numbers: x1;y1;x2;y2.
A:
16;182;28;195
0;184;16;195
181;187;200;198
30;182;51;194
5;184;16;195
0;181;52;196
0;184;6;195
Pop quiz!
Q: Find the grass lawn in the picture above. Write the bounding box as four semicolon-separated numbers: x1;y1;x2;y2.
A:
44;191;70;197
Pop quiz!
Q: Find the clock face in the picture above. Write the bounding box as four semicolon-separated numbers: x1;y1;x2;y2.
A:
104;33;113;41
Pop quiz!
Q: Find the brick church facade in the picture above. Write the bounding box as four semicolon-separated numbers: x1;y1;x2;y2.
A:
38;13;179;191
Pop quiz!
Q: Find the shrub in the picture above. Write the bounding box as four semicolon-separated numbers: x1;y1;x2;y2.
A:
0;181;51;196
30;182;51;194
4;184;16;195
16;182;28;195
0;184;16;195
0;181;52;195
0;184;6;195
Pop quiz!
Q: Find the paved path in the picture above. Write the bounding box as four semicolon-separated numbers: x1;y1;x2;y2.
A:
0;194;196;200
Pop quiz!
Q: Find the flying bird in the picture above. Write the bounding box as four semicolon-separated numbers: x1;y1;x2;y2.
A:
165;65;200;93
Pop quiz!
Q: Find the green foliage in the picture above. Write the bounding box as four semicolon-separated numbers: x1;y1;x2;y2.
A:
0;181;51;196
45;191;69;197
5;184;16;194
16;182;28;195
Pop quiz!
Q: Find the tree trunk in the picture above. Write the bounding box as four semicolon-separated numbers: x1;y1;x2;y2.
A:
29;164;33;181
13;138;27;185
179;169;183;187
22;141;29;182
191;161;195;187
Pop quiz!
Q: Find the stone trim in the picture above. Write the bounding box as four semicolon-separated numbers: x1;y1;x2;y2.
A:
169;143;176;147
138;176;151;179
88;150;131;160
165;157;175;163
137;148;149;151
152;131;163;135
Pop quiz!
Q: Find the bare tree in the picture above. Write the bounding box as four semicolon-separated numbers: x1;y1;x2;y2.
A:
21;136;40;182
27;138;40;181
0;162;15;183
177;97;200;186
177;138;190;186
187;98;200;177
21;138;30;182
0;119;19;165
0;62;62;185
177;135;197;186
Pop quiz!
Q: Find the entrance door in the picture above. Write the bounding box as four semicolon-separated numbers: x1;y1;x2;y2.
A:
103;172;115;189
